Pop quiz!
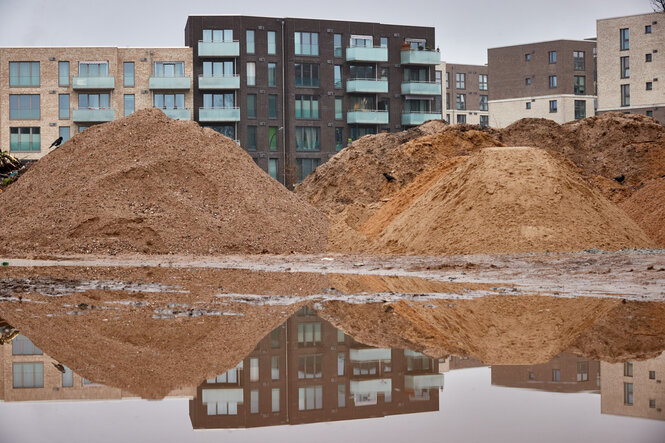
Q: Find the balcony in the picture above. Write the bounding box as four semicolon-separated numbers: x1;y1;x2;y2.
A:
400;49;441;65
72;108;115;123
347;110;389;125
198;107;240;122
346;46;388;62
350;348;392;361
401;81;441;95
148;76;191;90
198;41;240;57
405;374;445;390
72;76;115;90
401;112;442;126
198;75;240;90
346;78;388;94
159;108;191;120
349;379;392;395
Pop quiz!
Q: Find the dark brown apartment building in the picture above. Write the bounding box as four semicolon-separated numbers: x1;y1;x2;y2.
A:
184;16;441;187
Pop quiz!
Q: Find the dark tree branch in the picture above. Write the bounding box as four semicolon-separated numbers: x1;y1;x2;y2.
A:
652;0;665;12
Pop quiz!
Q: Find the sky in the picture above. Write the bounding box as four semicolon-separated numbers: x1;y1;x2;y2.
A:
0;0;655;65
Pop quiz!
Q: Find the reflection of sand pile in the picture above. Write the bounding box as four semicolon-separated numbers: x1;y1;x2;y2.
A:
0;108;327;256
619;177;665;247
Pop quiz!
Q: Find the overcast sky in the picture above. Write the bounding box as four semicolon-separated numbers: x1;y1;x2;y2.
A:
0;0;654;65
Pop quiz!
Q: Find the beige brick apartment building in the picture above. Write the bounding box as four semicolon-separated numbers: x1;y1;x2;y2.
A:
440;62;489;126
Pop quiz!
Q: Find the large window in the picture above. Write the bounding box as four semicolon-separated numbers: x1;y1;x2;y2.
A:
575;100;586;120
58;61;69;87
246;126;257;150
549;75;557;88
456;93;466;110
298;354;323;379
268;31;276;54
247;94;257;118
205;125;235;139
154;62;184;78
576;361;589;381
624;362;634;377
479;74;488;91
573;51;585;70
351;36;373;47
295;32;319;56
271;355;280;380
334;65;342;89
124;94;135;116
620;56;630;79
268;63;277;87
78;61;109;77
621;84;630;107
10;127;40;152
480;115;489;127
350;65;375;80
62;366;73;388
552;369;561;382
203;61;234;77
203;93;234;109
335;127;344;151
10;94;40;120
445;72;449;89
624;382;634;405
268;94;278;119
549;51;557;64
455;73;465;89
13;362;44;388
59;94;69;119
295;95;319;119
154;93;184;109
620;28;629;51
295;63;319;87
269;126;279;151
334;33;343;57
549;100;558;113
124;62;134;87
457;114;466;124
251;390;259;413
246;30;255;54
247;62;256;86
479;95;488;111
9;61;40;86
268;158;279;180
272;388;280;412
296;158;320;182
574;75;586;95
203;29;233;42
12;335;42;355
59;126;70;144
296;127;320;151
298;385;323;410
335;97;343;120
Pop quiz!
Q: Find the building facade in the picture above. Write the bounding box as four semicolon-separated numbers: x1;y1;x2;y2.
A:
597;12;665;124
184;16;441;186
441;62;489;126
487;40;597;128
0;47;194;161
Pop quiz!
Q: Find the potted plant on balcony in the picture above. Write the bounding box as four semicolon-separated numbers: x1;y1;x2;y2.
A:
401;42;411;51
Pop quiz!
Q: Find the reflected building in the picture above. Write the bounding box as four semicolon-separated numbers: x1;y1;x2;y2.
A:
189;306;444;428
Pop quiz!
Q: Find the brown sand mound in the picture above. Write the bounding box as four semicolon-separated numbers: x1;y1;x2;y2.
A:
0;109;327;256
619;177;665;247
370;147;654;255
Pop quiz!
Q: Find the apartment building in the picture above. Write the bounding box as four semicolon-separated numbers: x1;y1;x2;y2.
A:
189;306;444;429
488;40;597;127
597;12;665;124
0;47;193;160
184;15;441;186
441;62;489;126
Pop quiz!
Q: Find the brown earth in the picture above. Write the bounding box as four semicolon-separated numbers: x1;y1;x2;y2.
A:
619;177;665;248
0;108;327;256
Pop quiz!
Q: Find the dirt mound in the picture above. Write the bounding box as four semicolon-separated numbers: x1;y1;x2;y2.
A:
369;147;654;255
0;109;327;256
619;177;665;247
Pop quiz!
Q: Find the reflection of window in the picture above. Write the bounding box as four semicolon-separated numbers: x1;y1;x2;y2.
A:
271;355;280;380
203;93;234;109
334;34;343;57
269;127;279;151
247;62;256;86
13;362;44;388
573;51;585;70
295;95;319;119
337;329;345;343
268;31;276;54
624;362;633;377
250;358;259;381
529;372;535;380
9;61;40;86
272;388;280;412
203;29;233;42
9;94;40;120
338;384;346;408
650;371;656;380
79;61;108;77
576;361;589;381
251;389;259;413
295;127;320;151
552;369;560;382
62;366;73;387
624;382;633;405
298;354;323;379
295;63;319;87
295;32;319;55
297;321;322;344
154;93;185;109
79;93;110;110
12;335;43;355
298;385;323;410
338;352;345;376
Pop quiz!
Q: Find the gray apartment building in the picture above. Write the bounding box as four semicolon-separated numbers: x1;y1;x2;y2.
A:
440;62;489;126
487;39;597;127
184;16;441;186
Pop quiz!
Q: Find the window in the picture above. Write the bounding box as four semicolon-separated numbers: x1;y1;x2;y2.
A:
646;53;653;62
624;382;634;405
549;51;557;64
250;390;259;413
295;63;319;87
10;127;40;152
295;32;319;56
296;158;320;182
334;65;342;89
12;335;42;355
295;95;319;119
13;362;44;388
335;127;344;151
334;33;343;57
573;51;585;71
574;75;586;95
78;93;109;110
455;73;465;89
650;371;656;380
575;100;586;120
268;31;276;54
549;100;558;113
436;70;442;85
9;61;40;86
268;94;278;119
446;93;451;109
335;97;343;119
203;61;234;77
620;56;630;78
79;61;109;77
525;77;532;86
250;358;259;381
577;361;589;381
529;372;535;380
268;158;279;180
247;94;257;118
337;330;345;343
526;102;531;110
59;94;70;119
269;126;279;151
646;25;652;34
62;366;73;388
480;115;489;127
153;61;184;78
624;362;634;377
620;28;629;50
647;110;654;117
124;62;134;87
298;385;323;410
271;355;280;380
295;127;320;151
456;93;466;110
350;64;376;80
247;62;256;86
479;74;488;91
621;84;630;107
338;384;346;408
298;354;323;379
456;114;466;124
154;93;184;109
10;94;40;120
380;37;388;48
525;53;531;62
124;94;134;117
647;82;653;91
59;126;70;144
268;63;277;87
351;36;373;47
246;126;257;150
58;61;69;87
549;75;557;88
272;388;280;412
445;72;449;89
246;30;255;54
552;369;561;382
202;93;234;109
203;29;233;42
650;399;656;409
479;95;488;111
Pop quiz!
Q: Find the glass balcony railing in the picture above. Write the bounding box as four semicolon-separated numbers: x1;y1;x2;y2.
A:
346;46;388;62
401;81;442;95
400;49;441;65
198;41;240;57
347;109;389;125
401;111;442;126
72;108;115;122
72;76;115;89
198;75;241;90
346;78;389;94
158;108;191;120
198;107;241;122
148;77;191;90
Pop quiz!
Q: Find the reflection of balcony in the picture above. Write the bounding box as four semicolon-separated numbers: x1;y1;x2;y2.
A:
198;75;240;90
72;108;115;122
405;374;445;390
346;79;388;94
350;348;392;361
159;108;191;120
346;46;388;62
401;112;442;126
198;41;240;57
198;107;240;122
72;76;115;89
401;81;442;95
400;49;441;65
347;110;389;125
148;76;191;90
202;388;243;415
350;379;392;394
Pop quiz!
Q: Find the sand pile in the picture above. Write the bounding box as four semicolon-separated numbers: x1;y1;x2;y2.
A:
619;177;665;247
0;109;327;256
367;147;654;255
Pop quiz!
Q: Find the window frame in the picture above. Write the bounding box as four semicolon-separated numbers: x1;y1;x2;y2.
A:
9;61;40;87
